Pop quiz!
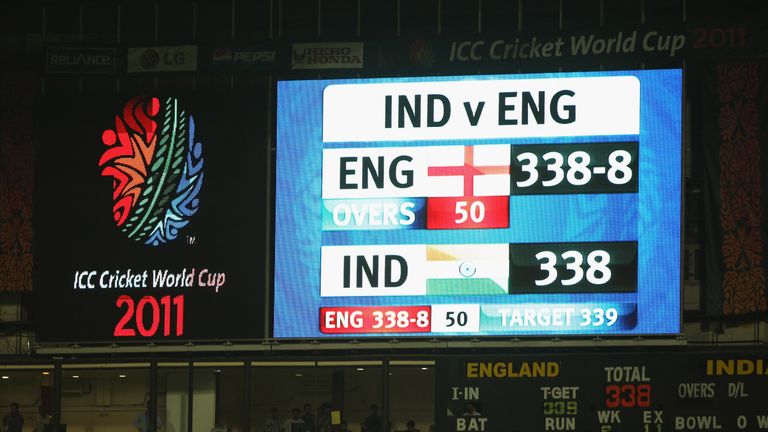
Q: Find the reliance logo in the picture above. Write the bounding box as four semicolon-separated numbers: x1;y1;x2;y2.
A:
99;96;204;246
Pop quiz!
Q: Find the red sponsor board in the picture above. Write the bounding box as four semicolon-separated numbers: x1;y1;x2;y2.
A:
426;196;509;229
320;306;431;334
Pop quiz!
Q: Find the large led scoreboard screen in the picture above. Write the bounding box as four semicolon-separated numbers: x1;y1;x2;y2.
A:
274;69;681;338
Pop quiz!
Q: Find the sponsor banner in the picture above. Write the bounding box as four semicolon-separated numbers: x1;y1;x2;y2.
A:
374;24;768;72
204;44;278;72
127;45;197;73
46;47;117;74
322;77;639;142
292;42;364;70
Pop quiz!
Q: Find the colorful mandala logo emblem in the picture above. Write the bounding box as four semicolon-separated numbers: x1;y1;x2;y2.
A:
99;96;204;246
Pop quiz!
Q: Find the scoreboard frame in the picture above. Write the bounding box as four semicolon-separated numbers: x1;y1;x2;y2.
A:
271;69;684;341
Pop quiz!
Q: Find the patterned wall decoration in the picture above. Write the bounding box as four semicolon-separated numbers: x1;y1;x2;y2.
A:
716;62;767;315
703;61;768;316
0;71;35;292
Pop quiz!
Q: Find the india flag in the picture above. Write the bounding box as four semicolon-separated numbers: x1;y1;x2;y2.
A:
426;244;509;295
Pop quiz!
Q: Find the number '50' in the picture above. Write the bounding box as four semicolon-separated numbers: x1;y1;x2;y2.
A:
455;201;485;223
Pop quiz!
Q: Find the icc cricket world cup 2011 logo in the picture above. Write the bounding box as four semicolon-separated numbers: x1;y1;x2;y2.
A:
99;96;204;246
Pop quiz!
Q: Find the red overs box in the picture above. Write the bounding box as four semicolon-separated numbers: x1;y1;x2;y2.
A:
320;306;431;334
426;196;509;229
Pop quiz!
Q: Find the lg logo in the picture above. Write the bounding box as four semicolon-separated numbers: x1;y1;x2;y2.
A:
140;49;188;69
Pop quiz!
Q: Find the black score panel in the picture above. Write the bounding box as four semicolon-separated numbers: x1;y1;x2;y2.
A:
437;352;768;432
35;93;267;342
511;142;638;195
508;241;638;294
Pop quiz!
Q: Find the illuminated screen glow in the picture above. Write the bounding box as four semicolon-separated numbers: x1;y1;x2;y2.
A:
35;94;266;343
274;70;682;338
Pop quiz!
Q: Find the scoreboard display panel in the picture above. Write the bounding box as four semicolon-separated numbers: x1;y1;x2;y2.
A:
273;69;682;338
436;352;768;432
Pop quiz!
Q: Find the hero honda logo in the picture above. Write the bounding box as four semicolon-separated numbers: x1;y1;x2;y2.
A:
99;96;204;246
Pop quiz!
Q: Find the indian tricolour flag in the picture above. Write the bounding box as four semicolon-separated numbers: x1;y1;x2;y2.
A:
426;244;509;295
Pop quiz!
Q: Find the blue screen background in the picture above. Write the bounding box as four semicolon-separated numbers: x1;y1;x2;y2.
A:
273;69;682;338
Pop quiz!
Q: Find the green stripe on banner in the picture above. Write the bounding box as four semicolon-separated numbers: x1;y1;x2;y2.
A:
427;279;507;295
